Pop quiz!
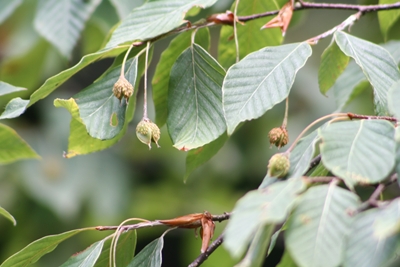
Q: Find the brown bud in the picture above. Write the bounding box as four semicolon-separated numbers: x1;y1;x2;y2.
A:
267;153;290;178
136;118;161;149
268;127;289;149
113;75;134;103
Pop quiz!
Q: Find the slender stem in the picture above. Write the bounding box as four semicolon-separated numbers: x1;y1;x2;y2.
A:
143;41;151;119
304;176;338;184
188;234;224;267
120;43;135;76
282;97;289;128
286;113;348;153
347;112;398;123
234;0;240;63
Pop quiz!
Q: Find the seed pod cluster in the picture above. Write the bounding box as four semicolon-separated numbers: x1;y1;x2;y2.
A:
113;75;134;103
268;126;289;148
136;118;161;149
267;153;290;178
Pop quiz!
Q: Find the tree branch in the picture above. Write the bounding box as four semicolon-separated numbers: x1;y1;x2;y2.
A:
188;234;224;267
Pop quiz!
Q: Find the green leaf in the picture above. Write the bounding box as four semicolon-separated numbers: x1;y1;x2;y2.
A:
0;0;23;24
319;120;396;188
285;184;360;267
318;40;349;95
108;0;139;19
388;80;400;119
378;0;400;40
184;133;227;181
218;0;285;69
152;28;210;126
167;43;226;150
374;198;400;239
396;128;400;187
34;0;101;58
0;123;40;164
223;42;312;135
94;231;136;267
343;206;400;267
105;0;217;48
127;237;164;267
334;31;400;115
0;81;26;96
0;206;16;226
0;98;29;119
235;224;275;267
60;240;105;267
276;250;298;267
258;174;279;189
224;178;305;258
0;228;95;267
307;162;329;177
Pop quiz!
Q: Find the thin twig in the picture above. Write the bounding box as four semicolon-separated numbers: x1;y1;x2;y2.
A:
347;112;398;123
188;234;224;267
234;0;240;63
304;176;338;184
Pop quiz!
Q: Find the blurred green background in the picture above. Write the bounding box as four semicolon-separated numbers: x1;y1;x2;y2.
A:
0;0;391;266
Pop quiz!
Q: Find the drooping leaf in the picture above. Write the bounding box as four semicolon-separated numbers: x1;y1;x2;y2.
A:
0;123;40;164
0;98;30;119
94;231;136;267
184;133;228;181
60;240;105;267
0;0;23;24
318;40;349;95
285;184;360;267
224;178;305;258
34;0;102;58
0;228;95;267
167;43;226;150
105;0;217;49
235;224;275;267
152;28;210;126
378;0;400;40
388;80;400;119
127;237;164;267
319;120;396;188
218;0;285;69
0;81;26;96
0;206;16;226
334;31;400;115
222;42;312;135
343;206;400;267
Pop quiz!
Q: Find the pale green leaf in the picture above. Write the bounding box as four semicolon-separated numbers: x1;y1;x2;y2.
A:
0;123;40;164
285;185;360;267
344;206;400;267
378;0;400;40
108;0;142;19
105;0;217;48
235;224;275;267
396;128;400;187
334;31;400;115
0;206;16;226
320;120;396;187
267;227;281;256
0;0;23;24
0;81;26;96
318;40;349;95
167;43;226;150
34;0;101;58
218;0;285;69
127;237;164;267
152;28;210;126
0;98;29;119
223;42;312;135
0;228;95;267
258;174;279;189
388;80;400;119
184;133;227;181
60;240;105;267
224;178;305;258
374;198;400;239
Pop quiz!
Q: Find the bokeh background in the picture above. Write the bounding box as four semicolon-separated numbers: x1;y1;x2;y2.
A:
0;0;389;266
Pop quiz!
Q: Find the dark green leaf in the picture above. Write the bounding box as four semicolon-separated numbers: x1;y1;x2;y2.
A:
0;123;40;164
320;120;396;188
0;228;95;267
285;185;360;267
152;28;210;126
127;237;164;267
378;0;400;40
0;0;23;24
105;0;217;48
167;43;226;150
34;0;101;58
334;31;400;115
60;240;105;267
0;206;16;226
0;81;26;96
223;42;312;135
318;40;349;95
276;250;298;267
0;98;29;119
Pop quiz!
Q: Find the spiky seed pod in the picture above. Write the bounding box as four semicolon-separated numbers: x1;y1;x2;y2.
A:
268;126;289;149
267;153;290;178
113;75;134;103
136;118;161;149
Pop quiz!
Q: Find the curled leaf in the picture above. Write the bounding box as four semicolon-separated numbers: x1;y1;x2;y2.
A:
261;1;293;36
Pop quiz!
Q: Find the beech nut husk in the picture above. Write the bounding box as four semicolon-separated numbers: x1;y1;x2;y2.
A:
136;118;160;149
268;127;289;149
113;75;134;103
267;153;290;178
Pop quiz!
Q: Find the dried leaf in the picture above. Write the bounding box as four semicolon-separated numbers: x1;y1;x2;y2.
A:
207;11;235;25
261;1;293;36
158;213;204;228
200;211;215;253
